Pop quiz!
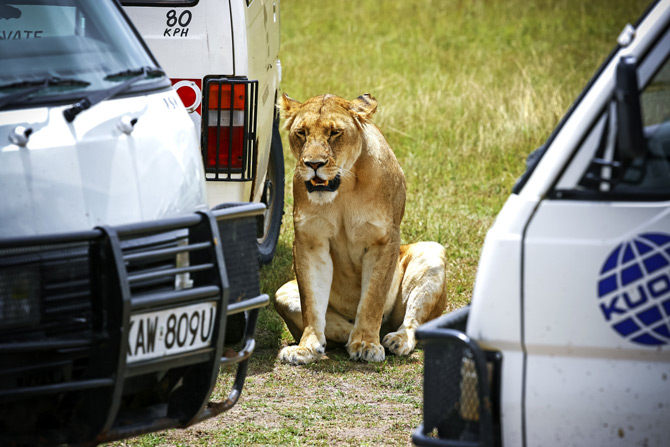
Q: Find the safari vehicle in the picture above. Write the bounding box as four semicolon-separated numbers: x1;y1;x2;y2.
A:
413;0;670;446
0;0;267;445
121;0;285;265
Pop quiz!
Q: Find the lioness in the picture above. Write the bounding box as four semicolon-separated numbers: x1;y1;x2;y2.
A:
275;93;447;365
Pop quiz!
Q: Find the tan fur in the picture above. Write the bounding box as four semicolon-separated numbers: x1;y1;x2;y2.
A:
275;93;447;365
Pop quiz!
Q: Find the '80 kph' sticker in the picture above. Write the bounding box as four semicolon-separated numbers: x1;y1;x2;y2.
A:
127;302;217;364
164;9;192;37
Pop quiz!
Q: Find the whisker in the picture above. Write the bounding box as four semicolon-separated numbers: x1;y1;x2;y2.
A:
338;167;357;180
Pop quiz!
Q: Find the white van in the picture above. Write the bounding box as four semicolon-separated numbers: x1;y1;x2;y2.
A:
414;0;670;446
0;1;266;445
122;0;284;264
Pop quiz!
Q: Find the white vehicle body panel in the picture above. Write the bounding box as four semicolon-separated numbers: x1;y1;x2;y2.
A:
124;3;234;78
0;91;205;238
468;194;538;447
124;0;282;207
243;0;281;204
524;201;670;446
468;194;536;347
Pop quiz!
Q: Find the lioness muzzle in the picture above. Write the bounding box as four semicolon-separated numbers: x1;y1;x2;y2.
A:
305;173;341;192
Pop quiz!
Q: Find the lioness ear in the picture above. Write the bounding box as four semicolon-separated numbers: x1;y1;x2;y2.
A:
279;93;302;129
349;94;378;120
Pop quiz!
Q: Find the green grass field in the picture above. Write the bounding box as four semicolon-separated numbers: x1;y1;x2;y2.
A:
108;0;650;445
262;0;651;309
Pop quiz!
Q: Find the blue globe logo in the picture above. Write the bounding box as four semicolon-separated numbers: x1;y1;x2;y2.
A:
597;233;670;346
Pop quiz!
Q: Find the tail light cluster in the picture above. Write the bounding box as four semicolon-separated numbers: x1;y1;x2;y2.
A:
172;77;258;181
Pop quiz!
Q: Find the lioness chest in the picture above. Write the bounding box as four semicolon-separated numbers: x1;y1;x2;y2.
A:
296;199;399;320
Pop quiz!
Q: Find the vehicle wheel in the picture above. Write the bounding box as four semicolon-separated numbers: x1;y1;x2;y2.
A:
257;120;284;265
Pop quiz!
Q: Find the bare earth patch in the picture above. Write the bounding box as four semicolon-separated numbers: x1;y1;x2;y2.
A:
180;346;422;446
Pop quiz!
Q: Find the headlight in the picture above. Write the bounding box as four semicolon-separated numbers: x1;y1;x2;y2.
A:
0;265;41;329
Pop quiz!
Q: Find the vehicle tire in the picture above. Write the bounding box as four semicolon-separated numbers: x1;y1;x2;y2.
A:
257;120;285;265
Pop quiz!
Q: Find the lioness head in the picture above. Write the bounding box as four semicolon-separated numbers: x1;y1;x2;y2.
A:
280;93;378;204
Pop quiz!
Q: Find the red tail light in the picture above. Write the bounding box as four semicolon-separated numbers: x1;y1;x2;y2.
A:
202;78;258;181
206;126;244;169
208;84;245;110
206;83;246;170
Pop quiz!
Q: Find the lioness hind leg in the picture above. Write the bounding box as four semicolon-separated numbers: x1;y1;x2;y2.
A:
383;242;447;356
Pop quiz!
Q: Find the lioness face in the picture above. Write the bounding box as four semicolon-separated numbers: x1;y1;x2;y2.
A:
281;94;378;204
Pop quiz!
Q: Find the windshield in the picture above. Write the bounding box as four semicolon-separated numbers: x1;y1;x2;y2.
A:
0;0;168;108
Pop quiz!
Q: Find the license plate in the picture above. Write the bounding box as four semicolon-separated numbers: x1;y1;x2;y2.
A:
127;301;217;364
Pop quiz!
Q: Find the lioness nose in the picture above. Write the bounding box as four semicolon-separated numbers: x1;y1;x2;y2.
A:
304;160;327;171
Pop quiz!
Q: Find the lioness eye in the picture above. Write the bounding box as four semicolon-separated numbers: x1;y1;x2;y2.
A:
295;129;306;139
330;129;342;139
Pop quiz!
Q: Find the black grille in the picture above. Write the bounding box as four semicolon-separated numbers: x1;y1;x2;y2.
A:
118;224;222;313
423;340;486;443
0;234;111;446
0;240;95;340
413;307;501;447
214;204;261;311
123;231;184;297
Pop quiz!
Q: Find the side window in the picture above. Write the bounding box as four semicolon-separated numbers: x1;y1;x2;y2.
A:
570;52;670;197
640;58;670;186
642;57;670;127
614;55;670;193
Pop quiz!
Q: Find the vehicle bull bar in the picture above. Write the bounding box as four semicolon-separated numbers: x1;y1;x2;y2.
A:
0;203;268;446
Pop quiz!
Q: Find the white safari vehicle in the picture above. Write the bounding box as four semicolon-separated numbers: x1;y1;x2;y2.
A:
414;0;670;446
122;0;284;264
0;0;267;445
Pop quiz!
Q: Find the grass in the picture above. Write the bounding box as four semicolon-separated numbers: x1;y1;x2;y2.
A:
106;0;649;445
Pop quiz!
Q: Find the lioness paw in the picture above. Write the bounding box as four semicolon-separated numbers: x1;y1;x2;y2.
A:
279;345;324;365
347;340;385;362
382;331;416;356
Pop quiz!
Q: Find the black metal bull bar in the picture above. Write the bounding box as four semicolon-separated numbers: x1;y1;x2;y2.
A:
0;203;268;446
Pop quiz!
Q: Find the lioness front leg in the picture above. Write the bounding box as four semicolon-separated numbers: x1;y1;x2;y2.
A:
347;240;399;362
278;237;332;365
275;280;354;345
